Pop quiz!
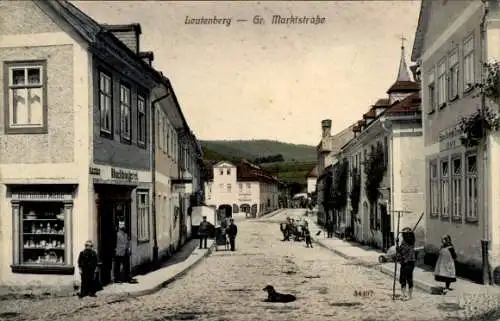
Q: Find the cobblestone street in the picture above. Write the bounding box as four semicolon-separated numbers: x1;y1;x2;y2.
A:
2;209;500;321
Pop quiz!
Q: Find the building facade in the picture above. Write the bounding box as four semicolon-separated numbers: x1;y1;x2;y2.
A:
338;44;424;250
0;0;203;288
412;0;500;282
306;166;318;195
204;160;280;217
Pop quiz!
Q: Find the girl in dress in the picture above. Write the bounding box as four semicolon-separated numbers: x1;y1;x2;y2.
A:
434;234;457;292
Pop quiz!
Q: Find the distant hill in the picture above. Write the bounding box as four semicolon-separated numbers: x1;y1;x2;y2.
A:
200;139;317;186
200;139;316;163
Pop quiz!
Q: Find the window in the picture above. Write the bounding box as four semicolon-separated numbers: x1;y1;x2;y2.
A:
452;157;462;219
166;123;170;155
239;183;243;193
10;190;74;274
383;137;389;166
449;50;459;100
464;35;475;91
137;95;146;146
5;62;47;134
99;72;113;135
163;117;168;154
227;169;231;175
137;191;150;242
220;169;223;175
120;84;131;141
430;161;439;217
437;60;447;107
158;113;164;150
465;154;478;220
227;184;232;193
246;183;251;189
219;183;224;191
440;160;450;218
427;68;436;113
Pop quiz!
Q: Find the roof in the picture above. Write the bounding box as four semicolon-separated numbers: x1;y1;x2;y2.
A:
387;80;420;94
363;109;376;119
306;166;318;178
396;45;412;82
384;91;421;116
101;23;142;34
411;0;430;61
373;98;390;108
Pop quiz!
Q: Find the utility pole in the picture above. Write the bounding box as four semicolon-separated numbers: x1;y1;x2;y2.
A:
391;209;412;301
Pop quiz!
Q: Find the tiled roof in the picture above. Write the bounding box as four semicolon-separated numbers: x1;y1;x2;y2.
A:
373;98;390;107
363;109;376;119
387;80;420;93
306;166;318;178
384;91;421;116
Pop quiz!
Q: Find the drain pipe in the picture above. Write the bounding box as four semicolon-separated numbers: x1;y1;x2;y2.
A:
479;0;492;285
151;89;170;263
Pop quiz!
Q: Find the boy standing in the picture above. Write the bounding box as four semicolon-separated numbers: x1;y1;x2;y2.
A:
78;240;98;298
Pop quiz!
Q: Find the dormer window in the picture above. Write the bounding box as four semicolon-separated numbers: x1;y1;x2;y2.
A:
219;169;223;175
227;169;231;175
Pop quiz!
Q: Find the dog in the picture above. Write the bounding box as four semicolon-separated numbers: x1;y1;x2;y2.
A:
262;285;296;303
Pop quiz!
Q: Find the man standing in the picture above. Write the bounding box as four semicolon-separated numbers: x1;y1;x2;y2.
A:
114;221;131;283
198;216;210;249
227;218;238;251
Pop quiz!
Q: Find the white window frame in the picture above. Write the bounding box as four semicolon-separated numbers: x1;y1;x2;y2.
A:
137;191;150;242
227;184;232;193
437;59;447;107
440;159;450;218
449;49;459;100
166;122;170;156
158;112;164;150
451;156;462;219
99;71;112;134
120;84;131;141
137;94;146;146
430;160;439;217
6;62;46;133
163;117;168;154
465;154;478;221
463;34;475;91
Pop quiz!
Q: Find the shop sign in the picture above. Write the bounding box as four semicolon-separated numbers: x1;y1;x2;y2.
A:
111;168;138;182
439;125;463;152
89;167;101;176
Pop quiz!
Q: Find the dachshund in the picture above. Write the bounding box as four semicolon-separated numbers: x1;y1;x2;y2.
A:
262;285;296;303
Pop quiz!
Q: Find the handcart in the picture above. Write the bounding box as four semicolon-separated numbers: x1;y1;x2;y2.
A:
214;227;229;251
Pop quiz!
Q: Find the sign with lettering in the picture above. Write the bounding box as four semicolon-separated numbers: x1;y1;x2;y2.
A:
111;168;138;182
439;125;463;152
89;167;101;176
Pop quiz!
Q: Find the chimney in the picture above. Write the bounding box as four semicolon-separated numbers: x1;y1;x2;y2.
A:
102;23;142;54
321;119;332;138
139;51;154;66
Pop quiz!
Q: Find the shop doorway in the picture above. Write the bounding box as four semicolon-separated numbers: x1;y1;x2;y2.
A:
95;185;132;286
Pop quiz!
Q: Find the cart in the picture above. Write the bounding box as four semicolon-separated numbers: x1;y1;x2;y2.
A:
214;227;229;251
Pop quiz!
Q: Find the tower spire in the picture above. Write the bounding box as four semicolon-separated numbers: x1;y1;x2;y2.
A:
397;34;411;82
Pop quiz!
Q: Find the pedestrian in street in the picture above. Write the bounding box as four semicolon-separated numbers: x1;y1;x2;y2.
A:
114;221;132;283
396;227;416;300
304;224;313;248
77;240;98;298
434;234;457;292
198;216;211;249
327;220;334;238
227;218;238;251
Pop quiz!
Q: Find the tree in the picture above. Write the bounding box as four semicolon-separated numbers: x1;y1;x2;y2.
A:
331;159;349;210
350;167;361;216
364;143;386;208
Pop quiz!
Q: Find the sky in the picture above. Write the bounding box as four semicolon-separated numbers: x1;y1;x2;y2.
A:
73;1;421;146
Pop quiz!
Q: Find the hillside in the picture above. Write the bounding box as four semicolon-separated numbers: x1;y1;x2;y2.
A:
200;139;316;162
200;139;317;186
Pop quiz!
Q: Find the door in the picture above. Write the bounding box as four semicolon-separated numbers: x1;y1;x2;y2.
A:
380;204;392;251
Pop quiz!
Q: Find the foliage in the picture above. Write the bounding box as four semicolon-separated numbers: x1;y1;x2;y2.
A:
200;139;316;162
322;173;333;209
458;108;500;147
331;159;349;210
253;154;284;164
363;143;386;205
350;167;361;215
484;61;500;101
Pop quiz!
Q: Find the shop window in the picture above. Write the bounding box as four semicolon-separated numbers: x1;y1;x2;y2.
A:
10;190;74;274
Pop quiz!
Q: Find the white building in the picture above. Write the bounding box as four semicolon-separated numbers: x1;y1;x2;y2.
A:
412;0;500;283
338;44;425;250
204;160;280;217
306;166;318;194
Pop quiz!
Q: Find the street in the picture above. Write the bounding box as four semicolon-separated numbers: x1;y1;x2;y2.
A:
1;209;499;321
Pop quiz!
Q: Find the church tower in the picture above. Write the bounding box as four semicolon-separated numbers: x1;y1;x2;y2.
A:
386;36;420;105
